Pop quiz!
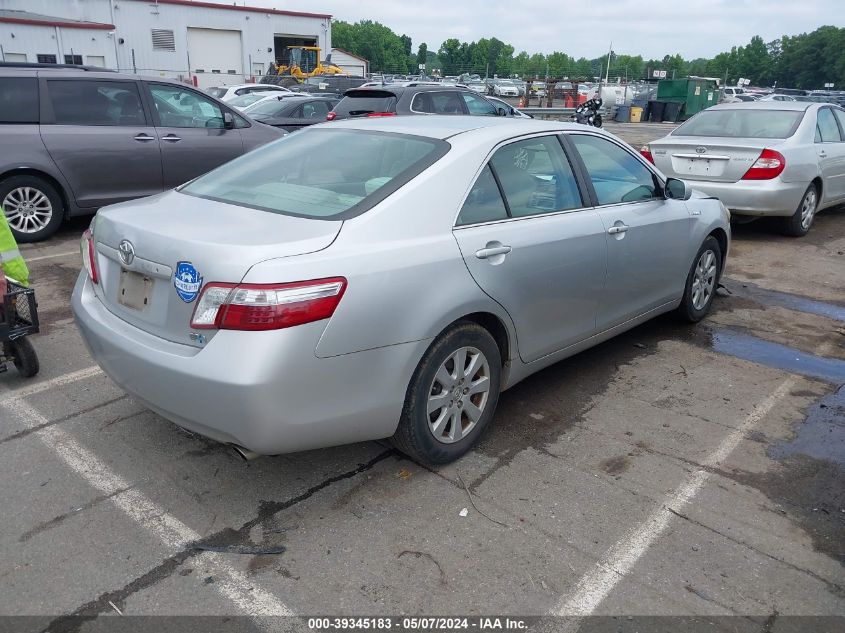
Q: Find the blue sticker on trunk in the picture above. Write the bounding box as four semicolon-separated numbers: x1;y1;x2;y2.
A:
174;261;203;303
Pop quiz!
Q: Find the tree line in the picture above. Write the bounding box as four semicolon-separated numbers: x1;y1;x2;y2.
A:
331;22;845;89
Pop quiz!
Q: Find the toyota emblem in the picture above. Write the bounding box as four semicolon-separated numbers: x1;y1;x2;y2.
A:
118;240;135;266
695;146;707;154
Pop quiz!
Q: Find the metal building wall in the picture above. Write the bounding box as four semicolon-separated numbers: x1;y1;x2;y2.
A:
1;0;332;84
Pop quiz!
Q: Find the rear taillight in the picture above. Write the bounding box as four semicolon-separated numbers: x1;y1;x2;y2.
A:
326;111;337;121
640;145;654;164
191;277;347;331
741;148;786;180
366;112;397;117
80;228;98;285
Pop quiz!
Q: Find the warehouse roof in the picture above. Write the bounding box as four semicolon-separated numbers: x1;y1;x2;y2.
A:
0;10;115;30
127;0;332;20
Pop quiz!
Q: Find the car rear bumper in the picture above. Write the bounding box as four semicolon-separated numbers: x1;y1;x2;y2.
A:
71;273;419;455
683;179;806;217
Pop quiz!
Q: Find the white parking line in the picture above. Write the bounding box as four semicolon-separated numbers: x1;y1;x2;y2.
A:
25;250;80;263
2;395;293;616
1;366;104;402
551;375;797;616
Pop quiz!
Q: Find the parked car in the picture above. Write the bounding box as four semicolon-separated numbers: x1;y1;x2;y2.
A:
0;63;285;242
72;116;730;465
466;81;488;94
643;102;845;236
486;96;533;119
759;94;796;102
329;85;511;120
226;90;287;111
733;94;759;102
243;96;339;131
207;83;291;102
492;80;520;98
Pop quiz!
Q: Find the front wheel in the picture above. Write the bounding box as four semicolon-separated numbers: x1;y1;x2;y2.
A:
4;337;40;378
677;236;722;323
392;322;502;466
782;184;818;237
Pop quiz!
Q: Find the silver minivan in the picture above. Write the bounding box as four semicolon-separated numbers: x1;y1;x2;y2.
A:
0;63;284;242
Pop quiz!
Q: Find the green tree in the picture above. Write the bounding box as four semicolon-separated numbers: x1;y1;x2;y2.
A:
416;43;428;70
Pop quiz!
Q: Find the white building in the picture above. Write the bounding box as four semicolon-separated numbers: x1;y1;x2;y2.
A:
0;0;335;88
329;48;368;77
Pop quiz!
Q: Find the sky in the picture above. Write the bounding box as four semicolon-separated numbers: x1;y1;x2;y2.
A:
207;0;837;60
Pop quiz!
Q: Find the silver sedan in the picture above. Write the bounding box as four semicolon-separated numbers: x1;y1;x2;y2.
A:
72;117;730;465
643;102;845;236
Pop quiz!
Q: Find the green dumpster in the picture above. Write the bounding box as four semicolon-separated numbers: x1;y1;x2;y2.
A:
656;78;719;120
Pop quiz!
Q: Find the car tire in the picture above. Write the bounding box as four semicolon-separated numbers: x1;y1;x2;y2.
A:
392;322;502;466
782;184;818;237
677;236;722;323
0;175;65;243
5;338;39;378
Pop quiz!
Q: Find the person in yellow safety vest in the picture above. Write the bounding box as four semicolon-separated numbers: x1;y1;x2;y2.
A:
0;209;29;287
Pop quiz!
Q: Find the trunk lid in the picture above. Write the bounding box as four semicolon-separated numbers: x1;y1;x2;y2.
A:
650;136;782;183
91;190;341;347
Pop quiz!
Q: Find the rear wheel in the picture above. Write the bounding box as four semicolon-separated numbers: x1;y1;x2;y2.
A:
4;338;39;378
0;175;65;243
677;236;722;323
782;184;818;237
392;322;502;466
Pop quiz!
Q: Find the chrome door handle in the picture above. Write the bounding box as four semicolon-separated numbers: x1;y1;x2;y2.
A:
607;224;629;234
818;151;827;158
162;135;182;142
133;133;155;142
475;245;512;259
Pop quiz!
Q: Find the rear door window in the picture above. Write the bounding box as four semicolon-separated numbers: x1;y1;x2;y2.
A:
816;108;842;142
833;109;845;137
0;77;39;123
570;134;659;205
47;80;146;126
411;91;467;114
489;136;583;217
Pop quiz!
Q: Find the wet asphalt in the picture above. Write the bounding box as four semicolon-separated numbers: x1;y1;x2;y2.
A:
0;124;843;629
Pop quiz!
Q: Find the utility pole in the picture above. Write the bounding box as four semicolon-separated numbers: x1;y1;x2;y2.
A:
604;41;612;84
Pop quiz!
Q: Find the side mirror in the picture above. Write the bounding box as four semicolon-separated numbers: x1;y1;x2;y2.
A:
223;111;235;130
665;177;692;201
496;106;509;117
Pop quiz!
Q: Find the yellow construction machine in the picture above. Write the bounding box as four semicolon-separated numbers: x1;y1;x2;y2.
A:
273;46;343;80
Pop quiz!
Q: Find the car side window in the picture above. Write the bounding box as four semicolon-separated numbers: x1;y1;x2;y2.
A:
489;136;582;217
833;109;845;139
302;101;330;119
148;84;225;128
461;92;498;116
47;80;146;126
816;109;842;142
456;165;508;226
0;77;39;124
570;134;659;205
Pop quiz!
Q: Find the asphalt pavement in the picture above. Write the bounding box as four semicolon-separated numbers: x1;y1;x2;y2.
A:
0;124;843;631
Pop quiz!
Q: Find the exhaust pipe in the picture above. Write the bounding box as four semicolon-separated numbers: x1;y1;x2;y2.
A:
230;445;260;461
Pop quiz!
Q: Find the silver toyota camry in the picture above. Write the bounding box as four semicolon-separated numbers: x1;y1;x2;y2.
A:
643;102;845;236
72;116;730;465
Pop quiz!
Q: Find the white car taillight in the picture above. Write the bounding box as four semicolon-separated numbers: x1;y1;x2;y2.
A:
80;228;99;285
190;277;347;331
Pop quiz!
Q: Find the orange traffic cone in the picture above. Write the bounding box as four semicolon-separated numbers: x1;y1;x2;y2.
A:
518;95;526;108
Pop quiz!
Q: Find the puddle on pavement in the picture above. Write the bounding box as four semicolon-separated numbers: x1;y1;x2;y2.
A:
769;386;845;467
710;329;845;384
723;279;845;323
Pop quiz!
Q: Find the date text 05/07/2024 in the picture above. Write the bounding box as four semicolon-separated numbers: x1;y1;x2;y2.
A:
307;617;529;630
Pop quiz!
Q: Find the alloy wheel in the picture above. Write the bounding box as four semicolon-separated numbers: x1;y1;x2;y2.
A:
427;346;491;444
800;189;817;231
3;187;53;234
691;249;717;311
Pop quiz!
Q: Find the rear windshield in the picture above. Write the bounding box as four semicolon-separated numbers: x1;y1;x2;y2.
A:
673;109;804;138
206;87;226;98
180;129;448;220
334;94;397;116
